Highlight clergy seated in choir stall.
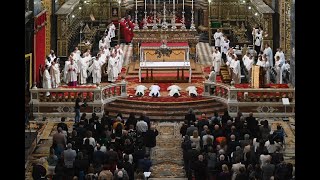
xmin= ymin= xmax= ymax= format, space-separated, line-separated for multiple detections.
xmin=167 ymin=84 xmax=182 ymax=97
xmin=135 ymin=85 xmax=148 ymax=97
xmin=149 ymin=84 xmax=161 ymax=97
xmin=186 ymin=86 xmax=198 ymax=97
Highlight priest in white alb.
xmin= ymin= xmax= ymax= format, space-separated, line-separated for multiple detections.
xmin=43 ymin=65 xmax=52 ymax=96
xmin=214 ymin=29 xmax=223 ymax=50
xmin=108 ymin=21 xmax=116 ymax=39
xmin=274 ymin=48 xmax=285 ymax=66
xmin=232 ymin=57 xmax=241 ymax=84
xmin=135 ymin=85 xmax=148 ymax=97
xmin=77 ymin=55 xmax=90 ymax=85
xmin=50 ymin=59 xmax=60 ymax=88
xmin=63 ymin=55 xmax=72 ymax=83
xmin=263 ymin=43 xmax=273 ymax=67
xmin=167 ymin=84 xmax=182 ymax=97
xmin=186 ymin=86 xmax=198 ymax=97
xmin=107 ymin=53 xmax=118 ymax=82
xmin=66 ymin=59 xmax=78 ymax=86
xmin=212 ymin=48 xmax=222 ymax=74
xmin=149 ymin=84 xmax=161 ymax=97
xmin=113 ymin=45 xmax=124 ymax=73
xmin=88 ymin=57 xmax=102 ymax=84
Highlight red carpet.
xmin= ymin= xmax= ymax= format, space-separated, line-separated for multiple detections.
xmin=126 ymin=95 xmax=206 ymax=102
xmin=125 ymin=77 xmax=204 ymax=84
xmin=141 ymin=72 xmax=190 ymax=78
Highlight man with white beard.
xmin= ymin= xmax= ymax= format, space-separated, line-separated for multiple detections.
xmin=66 ymin=59 xmax=78 ymax=86
xmin=108 ymin=22 xmax=116 ymax=39
xmin=77 ymin=54 xmax=90 ymax=85
xmin=50 ymin=58 xmax=61 ymax=88
xmin=186 ymin=86 xmax=198 ymax=97
xmin=263 ymin=43 xmax=273 ymax=67
xmin=214 ymin=29 xmax=223 ymax=51
xmin=107 ymin=53 xmax=118 ymax=82
xmin=167 ymin=84 xmax=182 ymax=97
xmin=135 ymin=85 xmax=148 ymax=97
xmin=43 ymin=65 xmax=52 ymax=96
xmin=149 ymin=84 xmax=161 ymax=97
xmin=212 ymin=48 xmax=222 ymax=74
xmin=88 ymin=57 xmax=102 ymax=84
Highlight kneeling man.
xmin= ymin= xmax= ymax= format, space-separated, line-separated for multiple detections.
xmin=135 ymin=85 xmax=148 ymax=97
xmin=186 ymin=86 xmax=198 ymax=97
xmin=149 ymin=84 xmax=161 ymax=97
xmin=167 ymin=84 xmax=181 ymax=97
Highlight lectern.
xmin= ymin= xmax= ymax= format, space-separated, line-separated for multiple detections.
xmin=251 ymin=65 xmax=264 ymax=88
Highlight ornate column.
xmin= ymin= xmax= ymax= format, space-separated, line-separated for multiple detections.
xmin=280 ymin=0 xmax=291 ymax=58
xmin=43 ymin=0 xmax=52 ymax=55
xmin=290 ymin=0 xmax=295 ymax=87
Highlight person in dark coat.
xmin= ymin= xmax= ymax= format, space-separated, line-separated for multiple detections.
xmin=144 ymin=125 xmax=158 ymax=156
xmin=193 ymin=154 xmax=207 ymax=180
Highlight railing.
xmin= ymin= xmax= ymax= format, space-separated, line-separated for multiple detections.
xmin=203 ymin=81 xmax=295 ymax=117
xmin=29 ymin=82 xmax=127 ymax=118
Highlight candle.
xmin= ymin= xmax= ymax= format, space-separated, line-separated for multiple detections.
xmin=192 ymin=0 xmax=193 ymax=10
xmin=136 ymin=0 xmax=138 ymax=10
xmin=173 ymin=0 xmax=175 ymax=9
xmin=183 ymin=0 xmax=184 ymax=11
xmin=145 ymin=0 xmax=146 ymax=10
xmin=169 ymin=0 xmax=170 ymax=4
xmin=154 ymin=0 xmax=156 ymax=10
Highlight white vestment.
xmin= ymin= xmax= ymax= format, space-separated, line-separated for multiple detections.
xmin=50 ymin=63 xmax=60 ymax=88
xmin=149 ymin=85 xmax=161 ymax=97
xmin=275 ymin=60 xmax=281 ymax=84
xmin=104 ymin=34 xmax=112 ymax=49
xmin=232 ymin=60 xmax=241 ymax=84
xmin=221 ymin=40 xmax=230 ymax=54
xmin=72 ymin=52 xmax=81 ymax=63
xmin=113 ymin=48 xmax=124 ymax=72
xmin=78 ymin=57 xmax=89 ymax=84
xmin=208 ymin=70 xmax=216 ymax=83
xmin=88 ymin=60 xmax=102 ymax=84
xmin=243 ymin=57 xmax=254 ymax=80
xmin=214 ymin=32 xmax=223 ymax=47
xmin=167 ymin=85 xmax=181 ymax=96
xmin=135 ymin=85 xmax=148 ymax=96
xmin=275 ymin=51 xmax=286 ymax=65
xmin=212 ymin=51 xmax=222 ymax=73
xmin=63 ymin=60 xmax=70 ymax=83
xmin=280 ymin=63 xmax=290 ymax=84
xmin=48 ymin=54 xmax=56 ymax=62
xmin=99 ymin=40 xmax=106 ymax=50
xmin=254 ymin=33 xmax=262 ymax=46
xmin=109 ymin=23 xmax=116 ymax=38
xmin=186 ymin=86 xmax=198 ymax=96
xmin=42 ymin=69 xmax=52 ymax=96
xmin=263 ymin=47 xmax=273 ymax=67
xmin=257 ymin=60 xmax=270 ymax=84
xmin=66 ymin=63 xmax=78 ymax=83
xmin=107 ymin=57 xmax=118 ymax=82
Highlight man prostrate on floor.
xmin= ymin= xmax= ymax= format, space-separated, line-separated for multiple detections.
xmin=186 ymin=85 xmax=198 ymax=97
xmin=149 ymin=84 xmax=161 ymax=97
xmin=167 ymin=84 xmax=182 ymax=97
xmin=135 ymin=85 xmax=148 ymax=97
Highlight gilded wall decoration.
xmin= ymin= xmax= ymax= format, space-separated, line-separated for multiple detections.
xmin=280 ymin=0 xmax=292 ymax=57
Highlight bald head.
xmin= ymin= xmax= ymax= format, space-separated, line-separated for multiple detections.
xmin=230 ymin=134 xmax=236 ymax=140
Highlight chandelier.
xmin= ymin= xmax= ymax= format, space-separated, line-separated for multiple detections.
xmin=155 ymin=40 xmax=172 ymax=59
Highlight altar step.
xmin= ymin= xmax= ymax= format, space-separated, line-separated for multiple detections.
xmin=104 ymin=98 xmax=228 ymax=121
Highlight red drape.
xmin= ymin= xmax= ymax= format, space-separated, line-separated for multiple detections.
xmin=34 ymin=10 xmax=47 ymax=85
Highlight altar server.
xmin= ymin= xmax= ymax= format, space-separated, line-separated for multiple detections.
xmin=77 ymin=55 xmax=90 ymax=85
xmin=214 ymin=29 xmax=223 ymax=50
xmin=212 ymin=48 xmax=222 ymax=74
xmin=274 ymin=48 xmax=285 ymax=66
xmin=263 ymin=43 xmax=273 ymax=67
xmin=108 ymin=21 xmax=116 ymax=38
xmin=167 ymin=84 xmax=182 ymax=97
xmin=50 ymin=58 xmax=60 ymax=88
xmin=43 ymin=65 xmax=52 ymax=96
xmin=149 ymin=84 xmax=161 ymax=97
xmin=135 ymin=85 xmax=148 ymax=97
xmin=107 ymin=53 xmax=118 ymax=82
xmin=88 ymin=57 xmax=102 ymax=84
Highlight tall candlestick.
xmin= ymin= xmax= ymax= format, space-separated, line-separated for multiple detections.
xmin=145 ymin=0 xmax=146 ymax=10
xmin=183 ymin=0 xmax=184 ymax=11
xmin=136 ymin=0 xmax=137 ymax=10
xmin=154 ymin=0 xmax=156 ymax=9
xmin=173 ymin=0 xmax=175 ymax=9
xmin=192 ymin=0 xmax=193 ymax=10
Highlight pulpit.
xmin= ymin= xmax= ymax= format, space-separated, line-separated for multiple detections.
xmin=251 ymin=65 xmax=265 ymax=88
